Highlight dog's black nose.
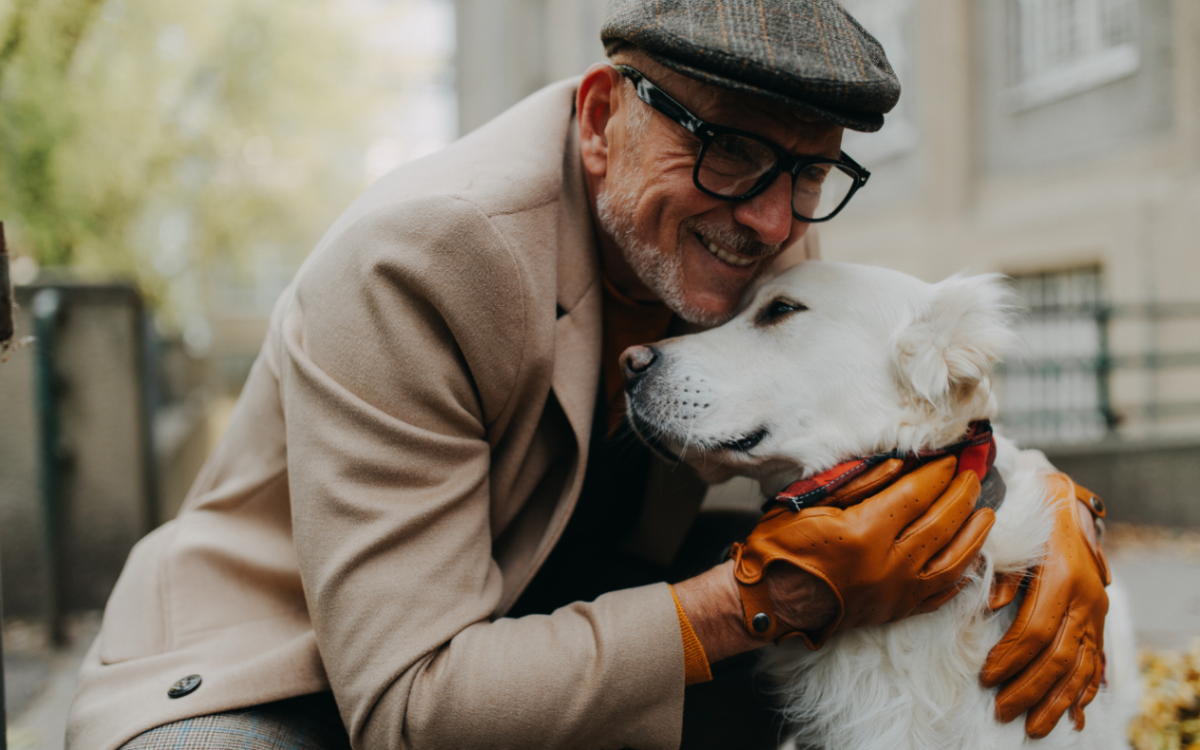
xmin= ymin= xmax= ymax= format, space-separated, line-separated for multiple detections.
xmin=620 ymin=345 xmax=659 ymax=384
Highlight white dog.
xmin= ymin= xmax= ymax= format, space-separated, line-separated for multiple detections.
xmin=624 ymin=261 xmax=1138 ymax=750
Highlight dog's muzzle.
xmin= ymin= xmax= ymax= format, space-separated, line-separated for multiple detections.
xmin=619 ymin=345 xmax=687 ymax=463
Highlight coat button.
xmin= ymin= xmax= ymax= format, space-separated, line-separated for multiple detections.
xmin=751 ymin=613 xmax=772 ymax=633
xmin=168 ymin=674 xmax=202 ymax=698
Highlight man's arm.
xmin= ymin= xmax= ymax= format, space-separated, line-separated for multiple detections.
xmin=283 ymin=199 xmax=686 ymax=750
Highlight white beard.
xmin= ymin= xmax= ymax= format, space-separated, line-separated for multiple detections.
xmin=594 ymin=177 xmax=720 ymax=325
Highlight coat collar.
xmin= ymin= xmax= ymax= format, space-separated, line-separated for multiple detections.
xmin=545 ymin=105 xmax=605 ymax=552
xmin=555 ymin=104 xmax=601 ymax=317
xmin=549 ymin=86 xmax=603 ymax=455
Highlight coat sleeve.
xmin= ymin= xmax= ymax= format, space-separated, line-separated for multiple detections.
xmin=280 ymin=196 xmax=686 ymax=750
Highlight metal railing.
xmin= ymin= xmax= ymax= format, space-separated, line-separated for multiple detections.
xmin=996 ymin=301 xmax=1200 ymax=445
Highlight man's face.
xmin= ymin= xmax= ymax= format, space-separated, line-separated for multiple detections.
xmin=594 ymin=62 xmax=844 ymax=326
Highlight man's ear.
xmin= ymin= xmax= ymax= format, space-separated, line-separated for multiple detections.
xmin=577 ymin=63 xmax=620 ymax=180
xmin=892 ymin=273 xmax=1021 ymax=407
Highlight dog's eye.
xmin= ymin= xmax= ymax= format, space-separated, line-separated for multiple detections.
xmin=757 ymin=298 xmax=808 ymax=324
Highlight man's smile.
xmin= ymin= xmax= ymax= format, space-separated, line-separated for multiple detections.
xmin=684 ymin=218 xmax=784 ymax=277
xmin=696 ymin=231 xmax=757 ymax=267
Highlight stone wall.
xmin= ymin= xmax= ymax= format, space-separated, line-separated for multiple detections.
xmin=0 ymin=285 xmax=152 ymax=618
xmin=1045 ymin=438 xmax=1200 ymax=527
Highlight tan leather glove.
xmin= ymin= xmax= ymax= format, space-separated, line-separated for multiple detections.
xmin=729 ymin=456 xmax=996 ymax=648
xmin=982 ymin=473 xmax=1111 ymax=739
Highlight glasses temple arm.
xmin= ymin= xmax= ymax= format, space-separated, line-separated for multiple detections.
xmin=614 ymin=64 xmax=706 ymax=135
xmin=839 ymin=151 xmax=871 ymax=182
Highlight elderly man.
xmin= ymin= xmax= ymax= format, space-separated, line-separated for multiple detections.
xmin=67 ymin=2 xmax=1111 ymax=749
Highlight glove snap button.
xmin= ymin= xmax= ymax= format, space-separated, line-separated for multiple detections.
xmin=1089 ymin=496 xmax=1105 ymax=515
xmin=751 ymin=613 xmax=772 ymax=633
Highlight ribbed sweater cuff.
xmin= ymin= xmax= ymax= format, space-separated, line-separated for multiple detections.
xmin=669 ymin=585 xmax=713 ymax=686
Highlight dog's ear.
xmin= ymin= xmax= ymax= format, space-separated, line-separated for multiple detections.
xmin=893 ymin=273 xmax=1021 ymax=407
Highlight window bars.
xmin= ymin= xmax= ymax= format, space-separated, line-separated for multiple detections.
xmin=995 ymin=267 xmax=1200 ymax=445
xmin=996 ymin=267 xmax=1111 ymax=445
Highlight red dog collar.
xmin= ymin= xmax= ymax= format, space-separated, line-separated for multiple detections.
xmin=766 ymin=421 xmax=998 ymax=513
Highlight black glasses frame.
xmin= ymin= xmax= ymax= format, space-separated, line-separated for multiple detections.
xmin=614 ymin=65 xmax=870 ymax=223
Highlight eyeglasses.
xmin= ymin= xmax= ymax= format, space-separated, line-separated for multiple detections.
xmin=615 ymin=65 xmax=870 ymax=223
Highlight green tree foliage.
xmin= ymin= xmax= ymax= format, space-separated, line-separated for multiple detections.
xmin=0 ymin=0 xmax=378 ymax=319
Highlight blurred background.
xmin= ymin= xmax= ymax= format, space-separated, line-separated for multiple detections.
xmin=1 ymin=1 xmax=1198 ymax=748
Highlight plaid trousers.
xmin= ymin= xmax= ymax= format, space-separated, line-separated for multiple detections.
xmin=120 ymin=693 xmax=350 ymax=750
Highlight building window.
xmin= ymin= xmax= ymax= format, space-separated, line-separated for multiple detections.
xmin=839 ymin=0 xmax=918 ymax=165
xmin=995 ymin=267 xmax=1111 ymax=445
xmin=1007 ymin=0 xmax=1140 ymax=111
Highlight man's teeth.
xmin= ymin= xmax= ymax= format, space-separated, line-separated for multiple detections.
xmin=702 ymin=237 xmax=755 ymax=267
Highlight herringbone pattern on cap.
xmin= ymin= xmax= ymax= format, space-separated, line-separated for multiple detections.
xmin=602 ymin=0 xmax=899 ymax=131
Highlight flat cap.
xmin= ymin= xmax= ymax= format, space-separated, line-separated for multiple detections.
xmin=602 ymin=0 xmax=899 ymax=132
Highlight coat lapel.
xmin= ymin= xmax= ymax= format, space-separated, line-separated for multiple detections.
xmin=486 ymin=84 xmax=606 ymax=615
xmin=544 ymin=113 xmax=603 ymax=552
xmin=552 ymin=115 xmax=602 ymax=441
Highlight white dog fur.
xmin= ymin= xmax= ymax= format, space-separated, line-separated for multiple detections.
xmin=625 ymin=261 xmax=1139 ymax=750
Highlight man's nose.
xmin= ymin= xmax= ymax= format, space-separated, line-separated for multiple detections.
xmin=620 ymin=345 xmax=660 ymax=385
xmin=732 ymin=172 xmax=794 ymax=246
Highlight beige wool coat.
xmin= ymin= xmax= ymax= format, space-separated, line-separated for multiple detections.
xmin=66 ymin=78 xmax=816 ymax=750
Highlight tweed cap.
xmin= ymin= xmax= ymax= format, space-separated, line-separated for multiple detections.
xmin=602 ymin=0 xmax=899 ymax=132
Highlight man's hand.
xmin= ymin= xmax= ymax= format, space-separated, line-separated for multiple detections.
xmin=673 ymin=559 xmax=838 ymax=664
xmin=765 ymin=564 xmax=841 ymax=635
xmin=982 ymin=473 xmax=1111 ymax=738
xmin=729 ymin=456 xmax=994 ymax=647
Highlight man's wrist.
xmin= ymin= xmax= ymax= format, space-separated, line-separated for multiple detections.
xmin=673 ymin=560 xmax=763 ymax=663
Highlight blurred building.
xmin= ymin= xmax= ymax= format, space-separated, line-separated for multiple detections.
xmin=455 ymin=0 xmax=1200 ymax=524
xmin=827 ymin=0 xmax=1200 ymax=450
xmin=458 ymin=0 xmax=1200 ymax=446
